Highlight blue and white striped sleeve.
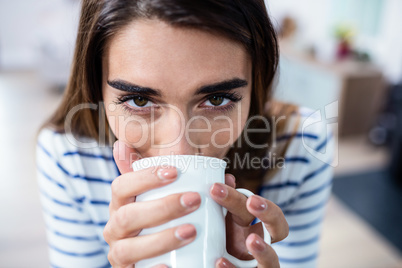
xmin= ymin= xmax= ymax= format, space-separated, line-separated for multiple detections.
xmin=36 ymin=129 xmax=110 ymax=268
xmin=260 ymin=114 xmax=335 ymax=267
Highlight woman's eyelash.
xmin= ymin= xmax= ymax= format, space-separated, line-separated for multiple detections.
xmin=208 ymin=92 xmax=243 ymax=102
xmin=114 ymin=95 xmax=152 ymax=105
xmin=113 ymin=92 xmax=243 ymax=114
xmin=115 ymin=92 xmax=243 ymax=104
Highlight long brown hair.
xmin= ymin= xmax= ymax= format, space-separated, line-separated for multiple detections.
xmin=43 ymin=0 xmax=299 ymax=187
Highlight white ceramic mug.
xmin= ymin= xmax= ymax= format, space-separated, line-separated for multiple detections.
xmin=132 ymin=155 xmax=271 ymax=268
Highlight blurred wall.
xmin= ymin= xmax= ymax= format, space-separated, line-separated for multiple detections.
xmin=266 ymin=0 xmax=402 ymax=84
xmin=0 ymin=0 xmax=79 ymax=84
xmin=267 ymin=0 xmax=332 ymax=49
xmin=1 ymin=0 xmax=401 ymax=84
xmin=375 ymin=0 xmax=402 ymax=84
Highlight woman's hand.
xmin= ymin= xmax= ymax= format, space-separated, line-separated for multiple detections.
xmin=211 ymin=174 xmax=289 ymax=268
xmin=103 ymin=141 xmax=201 ymax=268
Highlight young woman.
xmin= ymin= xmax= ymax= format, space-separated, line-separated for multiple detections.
xmin=36 ymin=0 xmax=334 ymax=267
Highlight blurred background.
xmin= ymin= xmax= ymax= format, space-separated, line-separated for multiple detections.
xmin=0 ymin=0 xmax=401 ymax=267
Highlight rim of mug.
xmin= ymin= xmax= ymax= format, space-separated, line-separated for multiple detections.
xmin=132 ymin=154 xmax=227 ymax=172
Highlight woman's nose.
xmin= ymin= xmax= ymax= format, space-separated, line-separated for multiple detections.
xmin=151 ymin=107 xmax=200 ymax=156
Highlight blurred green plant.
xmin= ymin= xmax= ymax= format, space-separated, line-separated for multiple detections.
xmin=334 ymin=24 xmax=356 ymax=41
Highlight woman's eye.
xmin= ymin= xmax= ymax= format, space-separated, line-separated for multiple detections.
xmin=205 ymin=96 xmax=230 ymax=107
xmin=126 ymin=96 xmax=154 ymax=108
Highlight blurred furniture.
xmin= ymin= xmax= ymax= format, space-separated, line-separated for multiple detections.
xmin=274 ymin=41 xmax=386 ymax=137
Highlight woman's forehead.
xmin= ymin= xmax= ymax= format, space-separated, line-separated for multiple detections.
xmin=104 ymin=19 xmax=252 ymax=95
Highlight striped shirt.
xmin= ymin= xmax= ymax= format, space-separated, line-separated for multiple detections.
xmin=36 ymin=107 xmax=334 ymax=268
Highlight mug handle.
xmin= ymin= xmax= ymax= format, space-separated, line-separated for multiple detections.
xmin=222 ymin=188 xmax=272 ymax=268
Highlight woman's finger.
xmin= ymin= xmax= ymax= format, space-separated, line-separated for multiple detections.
xmin=105 ymin=192 xmax=201 ymax=240
xmin=246 ymin=195 xmax=289 ymax=243
xmin=225 ymin=174 xmax=236 ymax=188
xmin=113 ymin=140 xmax=142 ymax=174
xmin=108 ymin=224 xmax=196 ymax=267
xmin=109 ymin=165 xmax=178 ymax=212
xmin=210 ymin=183 xmax=255 ymax=226
xmin=246 ymin=233 xmax=280 ymax=268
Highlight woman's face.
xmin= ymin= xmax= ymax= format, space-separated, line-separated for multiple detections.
xmin=102 ymin=20 xmax=252 ymax=159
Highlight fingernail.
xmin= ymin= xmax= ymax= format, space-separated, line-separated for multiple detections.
xmin=249 ymin=195 xmax=267 ymax=211
xmin=251 ymin=235 xmax=266 ymax=252
xmin=153 ymin=265 xmax=169 ymax=268
xmin=180 ymin=192 xmax=201 ymax=209
xmin=129 ymin=152 xmax=141 ymax=162
xmin=217 ymin=258 xmax=231 ymax=268
xmin=157 ymin=166 xmax=177 ymax=180
xmin=175 ymin=224 xmax=196 ymax=240
xmin=211 ymin=183 xmax=227 ymax=199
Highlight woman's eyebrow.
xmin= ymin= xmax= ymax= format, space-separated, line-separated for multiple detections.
xmin=195 ymin=78 xmax=248 ymax=95
xmin=107 ymin=78 xmax=248 ymax=96
xmin=107 ymin=80 xmax=162 ymax=97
